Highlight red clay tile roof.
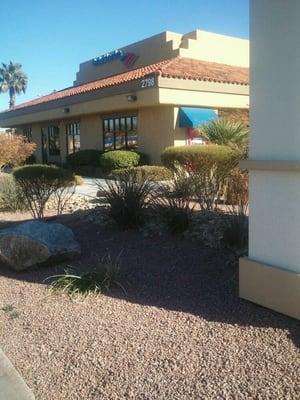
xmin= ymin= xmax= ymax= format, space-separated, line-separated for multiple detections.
xmin=3 ymin=57 xmax=249 ymax=113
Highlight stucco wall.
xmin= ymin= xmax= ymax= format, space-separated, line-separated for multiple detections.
xmin=248 ymin=0 xmax=300 ymax=274
xmin=138 ymin=106 xmax=176 ymax=164
xmin=218 ymin=108 xmax=249 ymax=125
xmin=80 ymin=114 xmax=103 ymax=151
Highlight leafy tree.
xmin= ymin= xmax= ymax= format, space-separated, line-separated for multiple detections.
xmin=199 ymin=118 xmax=248 ymax=147
xmin=0 ymin=61 xmax=28 ymax=108
xmin=0 ymin=134 xmax=36 ymax=169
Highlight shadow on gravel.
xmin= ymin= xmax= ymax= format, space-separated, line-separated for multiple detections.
xmin=0 ymin=209 xmax=299 ymax=349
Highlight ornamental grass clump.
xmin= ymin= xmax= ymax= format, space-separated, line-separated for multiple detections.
xmin=47 ymin=254 xmax=124 ymax=298
xmin=0 ymin=174 xmax=26 ymax=212
xmin=97 ymin=168 xmax=153 ymax=229
xmin=13 ymin=164 xmax=76 ymax=218
xmin=222 ymin=167 xmax=249 ymax=253
xmin=154 ymin=171 xmax=194 ymax=234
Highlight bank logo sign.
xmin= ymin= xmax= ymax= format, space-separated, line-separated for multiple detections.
xmin=93 ymin=50 xmax=139 ymax=67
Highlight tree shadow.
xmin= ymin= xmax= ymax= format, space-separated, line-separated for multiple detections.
xmin=0 ymin=209 xmax=299 ymax=349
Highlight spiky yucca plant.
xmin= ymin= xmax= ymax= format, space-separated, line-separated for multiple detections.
xmin=199 ymin=118 xmax=248 ymax=147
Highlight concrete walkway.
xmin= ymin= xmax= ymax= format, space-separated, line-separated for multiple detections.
xmin=74 ymin=177 xmax=106 ymax=197
xmin=0 ymin=349 xmax=34 ymax=399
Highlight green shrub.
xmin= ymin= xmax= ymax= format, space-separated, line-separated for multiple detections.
xmin=66 ymin=149 xmax=102 ymax=167
xmin=100 ymin=150 xmax=142 ymax=172
xmin=97 ymin=169 xmax=153 ymax=229
xmin=154 ymin=173 xmax=194 ymax=234
xmin=161 ymin=145 xmax=240 ymax=210
xmin=47 ymin=254 xmax=124 ymax=297
xmin=0 ymin=174 xmax=26 ymax=212
xmin=223 ymin=214 xmax=248 ymax=251
xmin=111 ymin=165 xmax=173 ymax=181
xmin=161 ymin=144 xmax=239 ymax=172
xmin=25 ymin=154 xmax=36 ymax=165
xmin=137 ymin=152 xmax=150 ymax=166
xmin=13 ymin=164 xmax=76 ymax=218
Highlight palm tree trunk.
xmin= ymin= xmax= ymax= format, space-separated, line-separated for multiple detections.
xmin=9 ymin=87 xmax=16 ymax=108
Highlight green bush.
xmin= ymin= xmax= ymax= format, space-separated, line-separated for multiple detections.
xmin=111 ymin=165 xmax=173 ymax=181
xmin=223 ymin=214 xmax=248 ymax=252
xmin=66 ymin=149 xmax=102 ymax=167
xmin=97 ymin=169 xmax=153 ymax=229
xmin=13 ymin=164 xmax=76 ymax=218
xmin=0 ymin=174 xmax=26 ymax=212
xmin=161 ymin=144 xmax=239 ymax=172
xmin=161 ymin=145 xmax=240 ymax=210
xmin=100 ymin=150 xmax=142 ymax=172
xmin=154 ymin=173 xmax=194 ymax=234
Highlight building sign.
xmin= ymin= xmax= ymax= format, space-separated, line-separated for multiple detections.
xmin=140 ymin=77 xmax=155 ymax=88
xmin=93 ymin=50 xmax=138 ymax=67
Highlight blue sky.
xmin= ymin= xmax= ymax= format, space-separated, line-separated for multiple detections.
xmin=0 ymin=0 xmax=249 ymax=111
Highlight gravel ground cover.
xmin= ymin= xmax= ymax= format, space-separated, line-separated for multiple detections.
xmin=0 ymin=210 xmax=299 ymax=399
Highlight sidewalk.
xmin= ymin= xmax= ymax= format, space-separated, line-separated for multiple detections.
xmin=0 ymin=349 xmax=34 ymax=399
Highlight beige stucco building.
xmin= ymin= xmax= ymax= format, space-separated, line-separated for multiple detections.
xmin=0 ymin=30 xmax=249 ymax=164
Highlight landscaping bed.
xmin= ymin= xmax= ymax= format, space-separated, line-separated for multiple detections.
xmin=0 ymin=210 xmax=299 ymax=399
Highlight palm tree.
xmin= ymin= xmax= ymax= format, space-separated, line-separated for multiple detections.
xmin=199 ymin=118 xmax=248 ymax=147
xmin=0 ymin=62 xmax=28 ymax=108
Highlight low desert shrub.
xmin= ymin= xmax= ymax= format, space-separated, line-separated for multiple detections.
xmin=97 ymin=169 xmax=153 ymax=229
xmin=161 ymin=145 xmax=240 ymax=210
xmin=161 ymin=144 xmax=239 ymax=173
xmin=222 ymin=214 xmax=248 ymax=251
xmin=226 ymin=168 xmax=249 ymax=213
xmin=0 ymin=174 xmax=26 ymax=212
xmin=111 ymin=165 xmax=173 ymax=181
xmin=13 ymin=164 xmax=76 ymax=218
xmin=223 ymin=167 xmax=249 ymax=252
xmin=0 ymin=134 xmax=36 ymax=169
xmin=100 ymin=150 xmax=142 ymax=172
xmin=154 ymin=173 xmax=194 ymax=234
xmin=47 ymin=254 xmax=124 ymax=297
xmin=66 ymin=149 xmax=102 ymax=167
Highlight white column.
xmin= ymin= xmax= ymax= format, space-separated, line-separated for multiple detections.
xmin=240 ymin=0 xmax=300 ymax=320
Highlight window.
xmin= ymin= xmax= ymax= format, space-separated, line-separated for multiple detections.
xmin=48 ymin=126 xmax=60 ymax=156
xmin=103 ymin=115 xmax=137 ymax=151
xmin=66 ymin=122 xmax=80 ymax=154
xmin=23 ymin=127 xmax=32 ymax=142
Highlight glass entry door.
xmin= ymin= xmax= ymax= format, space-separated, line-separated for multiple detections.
xmin=41 ymin=127 xmax=48 ymax=163
xmin=41 ymin=126 xmax=61 ymax=163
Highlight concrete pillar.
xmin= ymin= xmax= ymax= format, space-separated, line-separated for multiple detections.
xmin=240 ymin=0 xmax=300 ymax=319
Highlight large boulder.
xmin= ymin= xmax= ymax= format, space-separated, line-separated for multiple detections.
xmin=0 ymin=221 xmax=81 ymax=271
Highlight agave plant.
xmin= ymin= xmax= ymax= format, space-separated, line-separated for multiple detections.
xmin=97 ymin=168 xmax=153 ymax=229
xmin=199 ymin=118 xmax=248 ymax=147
